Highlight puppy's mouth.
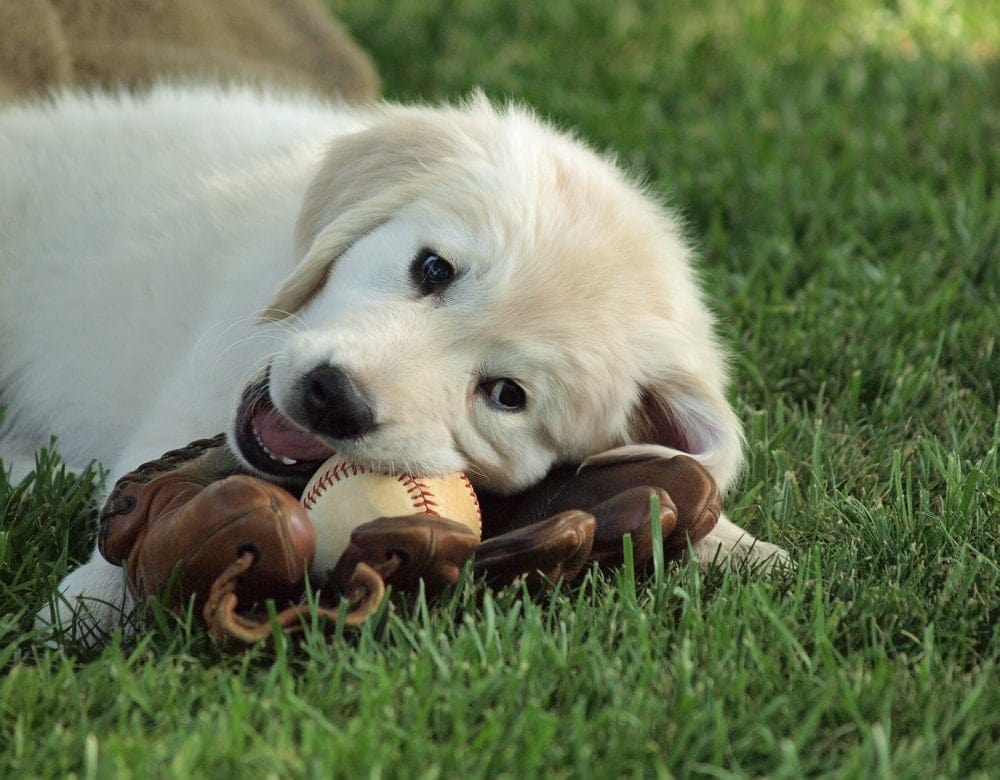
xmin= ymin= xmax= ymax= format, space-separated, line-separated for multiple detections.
xmin=234 ymin=375 xmax=335 ymax=478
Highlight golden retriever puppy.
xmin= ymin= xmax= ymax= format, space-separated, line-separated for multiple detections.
xmin=0 ymin=86 xmax=787 ymax=641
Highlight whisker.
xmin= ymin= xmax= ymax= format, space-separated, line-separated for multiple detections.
xmin=462 ymin=463 xmax=489 ymax=481
xmin=255 ymin=307 xmax=309 ymax=336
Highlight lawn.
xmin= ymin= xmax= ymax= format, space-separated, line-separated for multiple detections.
xmin=2 ymin=0 xmax=998 ymax=776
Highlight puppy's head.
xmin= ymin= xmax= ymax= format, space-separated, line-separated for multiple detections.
xmin=231 ymin=95 xmax=743 ymax=495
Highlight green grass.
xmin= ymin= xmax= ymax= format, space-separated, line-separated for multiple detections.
xmin=3 ymin=0 xmax=999 ymax=775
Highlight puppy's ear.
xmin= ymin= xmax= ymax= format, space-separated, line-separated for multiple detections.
xmin=263 ymin=108 xmax=465 ymax=321
xmin=261 ymin=185 xmax=419 ymax=320
xmin=627 ymin=378 xmax=744 ymax=492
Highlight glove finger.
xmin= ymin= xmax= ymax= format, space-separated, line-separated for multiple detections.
xmin=100 ymin=470 xmax=217 ymax=566
xmin=100 ymin=476 xmax=201 ymax=567
xmin=473 ymin=509 xmax=596 ymax=589
xmin=331 ymin=514 xmax=479 ymax=596
xmin=587 ymin=486 xmax=677 ymax=569
xmin=655 ymin=456 xmax=721 ymax=553
xmin=99 ymin=434 xmax=248 ymax=566
xmin=477 ymin=454 xmax=721 ymax=549
xmin=133 ymin=475 xmax=314 ymax=611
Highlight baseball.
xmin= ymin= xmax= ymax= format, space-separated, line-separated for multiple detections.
xmin=300 ymin=455 xmax=482 ymax=582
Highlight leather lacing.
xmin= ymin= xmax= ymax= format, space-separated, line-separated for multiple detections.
xmin=202 ymin=553 xmax=405 ymax=647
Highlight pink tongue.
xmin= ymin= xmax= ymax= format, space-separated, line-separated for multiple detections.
xmin=254 ymin=408 xmax=335 ymax=461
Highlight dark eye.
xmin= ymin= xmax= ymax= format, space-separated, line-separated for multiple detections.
xmin=481 ymin=379 xmax=527 ymax=411
xmin=412 ymin=249 xmax=456 ymax=294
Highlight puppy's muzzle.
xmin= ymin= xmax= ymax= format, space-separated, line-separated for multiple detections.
xmin=301 ymin=364 xmax=377 ymax=440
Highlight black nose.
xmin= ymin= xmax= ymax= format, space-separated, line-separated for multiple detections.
xmin=301 ymin=364 xmax=376 ymax=440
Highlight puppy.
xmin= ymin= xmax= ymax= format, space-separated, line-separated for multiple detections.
xmin=0 ymin=86 xmax=787 ymax=641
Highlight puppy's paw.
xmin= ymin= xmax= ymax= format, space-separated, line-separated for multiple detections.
xmin=691 ymin=513 xmax=792 ymax=574
xmin=738 ymin=537 xmax=793 ymax=572
xmin=35 ymin=555 xmax=133 ymax=648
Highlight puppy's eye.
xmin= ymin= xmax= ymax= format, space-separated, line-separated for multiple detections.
xmin=481 ymin=379 xmax=527 ymax=411
xmin=412 ymin=249 xmax=456 ymax=294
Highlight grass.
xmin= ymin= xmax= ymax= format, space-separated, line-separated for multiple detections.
xmin=2 ymin=0 xmax=999 ymax=775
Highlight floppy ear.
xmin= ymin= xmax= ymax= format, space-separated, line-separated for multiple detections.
xmin=261 ymin=183 xmax=423 ymax=320
xmin=262 ymin=105 xmax=471 ymax=321
xmin=626 ymin=376 xmax=745 ymax=492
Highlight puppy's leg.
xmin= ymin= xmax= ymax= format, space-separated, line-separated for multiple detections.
xmin=35 ymin=407 xmax=225 ymax=646
xmin=35 ymin=545 xmax=133 ymax=646
xmin=692 ymin=511 xmax=790 ymax=572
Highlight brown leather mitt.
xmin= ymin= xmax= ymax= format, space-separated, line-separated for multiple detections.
xmin=474 ymin=510 xmax=597 ymax=589
xmin=331 ymin=515 xmax=480 ymax=597
xmin=99 ymin=441 xmax=384 ymax=646
xmin=325 ymin=454 xmax=722 ymax=593
xmin=99 ymin=438 xmax=722 ymax=644
xmin=101 ymin=473 xmax=314 ymax=610
xmin=473 ymin=454 xmax=721 ymax=587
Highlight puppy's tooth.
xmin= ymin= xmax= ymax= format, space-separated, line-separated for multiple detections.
xmin=281 ymin=456 xmax=298 ymax=466
xmin=251 ymin=427 xmax=279 ymax=460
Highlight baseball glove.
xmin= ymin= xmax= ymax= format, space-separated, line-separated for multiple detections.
xmin=473 ymin=454 xmax=720 ymax=587
xmin=98 ymin=438 xmax=383 ymax=646
xmin=98 ymin=439 xmax=720 ymax=647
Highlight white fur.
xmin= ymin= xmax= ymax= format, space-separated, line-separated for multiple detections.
xmin=0 ymin=86 xmax=787 ymax=643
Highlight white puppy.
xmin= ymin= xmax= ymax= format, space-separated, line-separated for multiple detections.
xmin=0 ymin=86 xmax=787 ymax=641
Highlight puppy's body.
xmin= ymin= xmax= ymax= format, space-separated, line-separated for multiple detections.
xmin=0 ymin=86 xmax=786 ymax=640
xmin=1 ymin=89 xmax=355 ymax=472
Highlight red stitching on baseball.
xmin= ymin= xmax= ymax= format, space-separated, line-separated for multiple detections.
xmin=302 ymin=459 xmax=371 ymax=509
xmin=459 ymin=472 xmax=480 ymax=516
xmin=398 ymin=474 xmax=440 ymax=515
xmin=302 ymin=463 xmax=479 ymax=522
